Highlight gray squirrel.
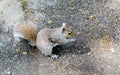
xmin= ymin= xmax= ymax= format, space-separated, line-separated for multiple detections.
xmin=14 ymin=23 xmax=76 ymax=59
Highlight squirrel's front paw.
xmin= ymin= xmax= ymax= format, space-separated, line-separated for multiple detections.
xmin=69 ymin=38 xmax=76 ymax=42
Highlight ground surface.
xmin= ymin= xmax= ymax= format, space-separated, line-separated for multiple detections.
xmin=0 ymin=0 xmax=120 ymax=75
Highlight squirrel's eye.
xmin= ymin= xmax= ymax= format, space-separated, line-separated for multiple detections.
xmin=68 ymin=32 xmax=72 ymax=35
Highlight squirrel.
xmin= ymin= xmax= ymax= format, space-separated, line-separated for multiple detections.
xmin=14 ymin=23 xmax=76 ymax=59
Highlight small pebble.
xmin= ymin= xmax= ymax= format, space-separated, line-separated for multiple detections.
xmin=87 ymin=16 xmax=94 ymax=21
xmin=22 ymin=51 xmax=27 ymax=55
xmin=77 ymin=32 xmax=80 ymax=35
xmin=94 ymin=74 xmax=97 ymax=75
xmin=48 ymin=20 xmax=53 ymax=24
xmin=4 ymin=69 xmax=12 ymax=75
xmin=87 ymin=52 xmax=91 ymax=55
xmin=111 ymin=48 xmax=115 ymax=53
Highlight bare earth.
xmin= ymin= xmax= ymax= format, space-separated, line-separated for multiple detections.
xmin=0 ymin=0 xmax=120 ymax=75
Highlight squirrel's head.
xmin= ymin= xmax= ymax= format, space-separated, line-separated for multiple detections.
xmin=61 ymin=23 xmax=75 ymax=39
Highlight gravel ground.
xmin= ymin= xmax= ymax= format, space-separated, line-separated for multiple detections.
xmin=0 ymin=0 xmax=120 ymax=75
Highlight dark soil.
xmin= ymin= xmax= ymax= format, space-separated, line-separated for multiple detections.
xmin=0 ymin=0 xmax=120 ymax=75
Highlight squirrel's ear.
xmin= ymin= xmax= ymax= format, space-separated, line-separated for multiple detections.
xmin=62 ymin=23 xmax=66 ymax=27
xmin=62 ymin=23 xmax=66 ymax=32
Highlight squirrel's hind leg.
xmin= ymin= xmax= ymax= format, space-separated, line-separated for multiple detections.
xmin=41 ymin=45 xmax=59 ymax=59
xmin=49 ymin=54 xmax=59 ymax=59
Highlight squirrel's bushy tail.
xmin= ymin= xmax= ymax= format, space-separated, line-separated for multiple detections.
xmin=14 ymin=24 xmax=37 ymax=46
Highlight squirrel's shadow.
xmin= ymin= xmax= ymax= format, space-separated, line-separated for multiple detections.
xmin=52 ymin=43 xmax=91 ymax=56
xmin=17 ymin=39 xmax=91 ymax=57
xmin=16 ymin=39 xmax=38 ymax=55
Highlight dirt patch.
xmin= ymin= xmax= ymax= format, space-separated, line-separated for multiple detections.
xmin=0 ymin=0 xmax=120 ymax=75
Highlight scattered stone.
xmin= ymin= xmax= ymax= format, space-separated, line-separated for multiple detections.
xmin=111 ymin=48 xmax=115 ymax=53
xmin=4 ymin=68 xmax=12 ymax=75
xmin=22 ymin=51 xmax=27 ymax=55
xmin=48 ymin=20 xmax=53 ymax=24
xmin=77 ymin=32 xmax=80 ymax=35
xmin=87 ymin=16 xmax=94 ymax=21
